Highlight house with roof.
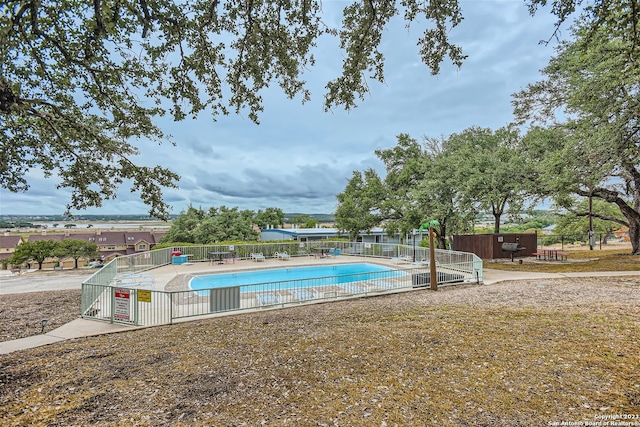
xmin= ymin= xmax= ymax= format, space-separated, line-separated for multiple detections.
xmin=122 ymin=231 xmax=161 ymax=254
xmin=0 ymin=235 xmax=23 ymax=263
xmin=27 ymin=234 xmax=66 ymax=243
xmin=73 ymin=230 xmax=165 ymax=258
xmin=4 ymin=230 xmax=166 ymax=269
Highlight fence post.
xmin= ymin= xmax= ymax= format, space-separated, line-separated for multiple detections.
xmin=110 ymin=287 xmax=115 ymax=324
xmin=169 ymin=292 xmax=174 ymax=325
xmin=133 ymin=291 xmax=139 ymax=326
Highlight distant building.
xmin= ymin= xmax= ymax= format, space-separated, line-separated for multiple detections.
xmin=614 ymin=226 xmax=630 ymax=241
xmin=260 ymin=226 xmax=421 ymax=245
xmin=64 ymin=230 xmax=166 ymax=258
xmin=27 ymin=234 xmax=65 ymax=243
xmin=4 ymin=230 xmax=166 ymax=268
xmin=0 ymin=235 xmax=23 ymax=262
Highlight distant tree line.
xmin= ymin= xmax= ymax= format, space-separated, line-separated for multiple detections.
xmin=0 ymin=214 xmax=178 ymax=222
xmin=0 ymin=221 xmax=35 ymax=228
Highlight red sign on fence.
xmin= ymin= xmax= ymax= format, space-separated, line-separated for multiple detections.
xmin=114 ymin=288 xmax=131 ymax=321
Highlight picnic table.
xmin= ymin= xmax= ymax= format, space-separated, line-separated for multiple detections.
xmin=314 ymin=247 xmax=331 ymax=258
xmin=532 ymin=248 xmax=569 ymax=261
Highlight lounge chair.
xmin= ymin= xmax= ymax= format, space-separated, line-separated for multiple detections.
xmin=412 ymin=259 xmax=438 ymax=266
xmin=274 ymin=251 xmax=290 ymax=260
xmin=117 ymin=273 xmax=155 ymax=288
xmin=392 ymin=256 xmax=412 ymax=264
xmin=370 ymin=280 xmax=397 ymax=290
xmin=292 ymin=289 xmax=314 ymax=301
xmin=339 ymin=283 xmax=365 ymax=294
xmin=250 ymin=253 xmax=266 ymax=262
xmin=257 ymin=292 xmax=278 ymax=306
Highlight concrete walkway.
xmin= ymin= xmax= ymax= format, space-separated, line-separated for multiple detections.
xmin=0 ymin=318 xmax=136 ymax=355
xmin=0 ymin=271 xmax=92 ymax=294
xmin=2 ymin=266 xmax=639 ymax=355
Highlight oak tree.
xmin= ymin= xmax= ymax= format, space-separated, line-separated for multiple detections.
xmin=56 ymin=239 xmax=99 ymax=269
xmin=514 ymin=12 xmax=640 ymax=252
xmin=9 ymin=239 xmax=58 ymax=270
xmin=160 ymin=205 xmax=258 ymax=243
xmin=335 ymin=169 xmax=386 ymax=241
xmin=443 ymin=126 xmax=534 ymax=233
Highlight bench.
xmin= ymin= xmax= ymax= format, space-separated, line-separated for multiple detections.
xmin=557 ymin=252 xmax=569 ymax=261
xmin=531 ymin=253 xmax=546 ymax=260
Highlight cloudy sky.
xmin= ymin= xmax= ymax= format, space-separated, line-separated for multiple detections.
xmin=1 ymin=1 xmax=570 ymax=217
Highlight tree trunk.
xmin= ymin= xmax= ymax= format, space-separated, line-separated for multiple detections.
xmin=588 ymin=188 xmax=640 ymax=255
xmin=492 ymin=199 xmax=508 ymax=234
xmin=437 ymin=223 xmax=447 ymax=249
xmin=493 ymin=214 xmax=501 ymax=234
xmin=629 ymin=221 xmax=640 ymax=254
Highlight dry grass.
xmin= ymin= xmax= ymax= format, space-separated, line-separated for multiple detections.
xmin=487 ymin=248 xmax=640 ymax=273
xmin=1 ymin=277 xmax=639 ymax=426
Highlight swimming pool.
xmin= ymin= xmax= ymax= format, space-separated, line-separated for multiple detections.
xmin=189 ymin=263 xmax=401 ymax=292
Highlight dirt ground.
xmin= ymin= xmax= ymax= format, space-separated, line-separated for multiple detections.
xmin=0 ymin=290 xmax=82 ymax=341
xmin=1 ymin=275 xmax=639 ymax=426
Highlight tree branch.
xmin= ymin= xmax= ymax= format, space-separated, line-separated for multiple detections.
xmin=577 ymin=187 xmax=640 ymax=225
xmin=139 ymin=0 xmax=153 ymax=38
xmin=571 ymin=210 xmax=628 ymax=227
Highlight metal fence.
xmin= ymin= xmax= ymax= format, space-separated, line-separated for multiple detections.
xmin=81 ymin=242 xmax=483 ymax=326
xmin=537 ymin=232 xmax=626 ymax=250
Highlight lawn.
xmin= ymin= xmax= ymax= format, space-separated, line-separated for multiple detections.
xmin=486 ymin=248 xmax=640 ymax=273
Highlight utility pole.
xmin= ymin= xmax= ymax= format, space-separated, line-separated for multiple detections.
xmin=412 ymin=229 xmax=417 ymax=262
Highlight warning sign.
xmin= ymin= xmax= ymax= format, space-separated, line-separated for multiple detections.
xmin=114 ymin=288 xmax=131 ymax=320
xmin=138 ymin=289 xmax=151 ymax=303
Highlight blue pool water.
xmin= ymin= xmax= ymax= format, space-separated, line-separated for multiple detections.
xmin=189 ymin=263 xmax=399 ymax=292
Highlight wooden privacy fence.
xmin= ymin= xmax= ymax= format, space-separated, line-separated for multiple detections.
xmin=451 ymin=233 xmax=537 ymax=259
